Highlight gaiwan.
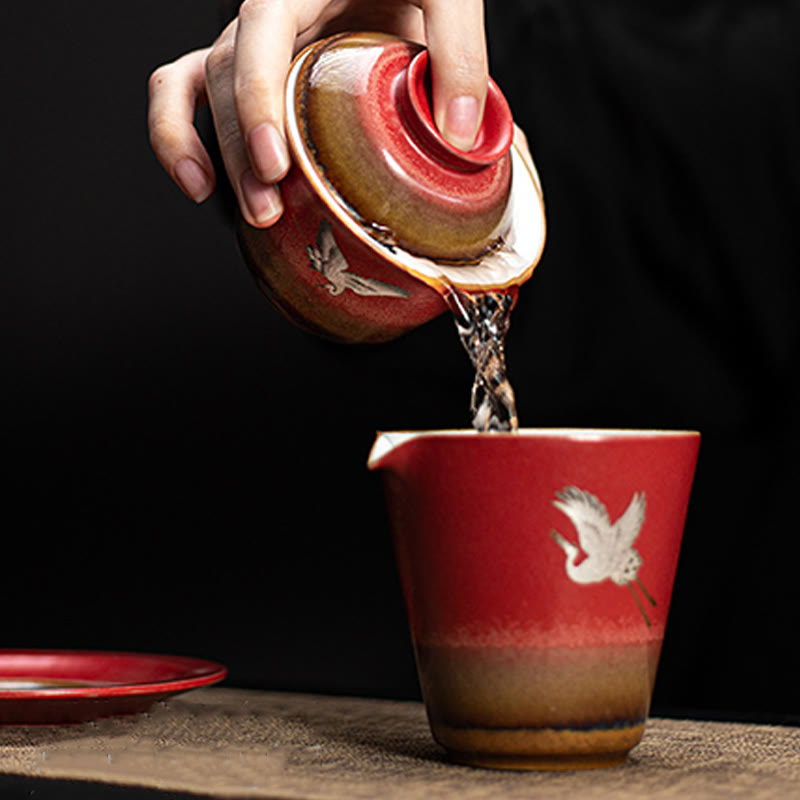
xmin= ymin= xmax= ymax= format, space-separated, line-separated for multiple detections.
xmin=237 ymin=31 xmax=546 ymax=344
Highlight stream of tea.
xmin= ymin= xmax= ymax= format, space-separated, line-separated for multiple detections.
xmin=445 ymin=288 xmax=519 ymax=433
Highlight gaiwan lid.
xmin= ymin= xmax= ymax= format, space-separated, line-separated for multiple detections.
xmin=285 ymin=32 xmax=546 ymax=292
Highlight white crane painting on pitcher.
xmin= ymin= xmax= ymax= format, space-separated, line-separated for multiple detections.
xmin=550 ymin=487 xmax=657 ymax=627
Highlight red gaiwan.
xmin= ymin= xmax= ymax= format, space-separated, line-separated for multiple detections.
xmin=238 ymin=32 xmax=546 ymax=343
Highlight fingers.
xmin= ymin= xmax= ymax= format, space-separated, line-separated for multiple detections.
xmin=205 ymin=20 xmax=283 ymax=227
xmin=422 ymin=0 xmax=488 ymax=152
xmin=151 ymin=0 xmax=490 ymax=221
xmin=148 ymin=49 xmax=217 ymax=203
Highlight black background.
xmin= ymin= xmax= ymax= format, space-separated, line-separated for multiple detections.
xmin=3 ymin=0 xmax=799 ymax=724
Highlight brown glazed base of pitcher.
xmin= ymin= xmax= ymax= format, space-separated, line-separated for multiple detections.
xmin=416 ymin=641 xmax=661 ymax=771
xmin=433 ymin=722 xmax=644 ymax=771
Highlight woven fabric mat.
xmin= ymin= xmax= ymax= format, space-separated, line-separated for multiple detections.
xmin=0 ymin=688 xmax=798 ymax=799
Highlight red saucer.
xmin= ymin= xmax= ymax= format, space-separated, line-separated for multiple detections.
xmin=0 ymin=650 xmax=227 ymax=725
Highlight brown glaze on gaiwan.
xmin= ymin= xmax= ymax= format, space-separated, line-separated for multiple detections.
xmin=238 ymin=32 xmax=546 ymax=343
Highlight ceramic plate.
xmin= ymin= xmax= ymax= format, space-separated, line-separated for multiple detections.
xmin=0 ymin=650 xmax=227 ymax=725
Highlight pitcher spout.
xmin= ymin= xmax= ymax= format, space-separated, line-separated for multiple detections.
xmin=367 ymin=431 xmax=424 ymax=472
xmin=367 ymin=429 xmax=481 ymax=473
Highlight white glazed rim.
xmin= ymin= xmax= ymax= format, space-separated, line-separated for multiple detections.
xmin=285 ymin=43 xmax=547 ymax=292
xmin=367 ymin=428 xmax=701 ymax=468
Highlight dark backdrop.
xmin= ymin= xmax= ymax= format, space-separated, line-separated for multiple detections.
xmin=3 ymin=0 xmax=798 ymax=723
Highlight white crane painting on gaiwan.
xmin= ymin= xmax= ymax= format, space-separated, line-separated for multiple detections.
xmin=550 ymin=487 xmax=657 ymax=627
xmin=306 ymin=220 xmax=411 ymax=298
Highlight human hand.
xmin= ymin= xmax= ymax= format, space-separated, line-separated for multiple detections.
xmin=148 ymin=0 xmax=489 ymax=228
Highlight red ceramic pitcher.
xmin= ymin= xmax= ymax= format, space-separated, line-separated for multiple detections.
xmin=369 ymin=428 xmax=700 ymax=770
xmin=238 ymin=32 xmax=546 ymax=343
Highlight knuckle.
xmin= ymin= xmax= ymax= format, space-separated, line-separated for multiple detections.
xmin=448 ymin=59 xmax=488 ymax=99
xmin=239 ymin=0 xmax=277 ymax=21
xmin=233 ymin=71 xmax=271 ymax=107
xmin=147 ymin=63 xmax=173 ymax=94
xmin=148 ymin=116 xmax=183 ymax=155
xmin=205 ymin=41 xmax=234 ymax=83
xmin=215 ymin=116 xmax=244 ymax=154
xmin=454 ymin=48 xmax=487 ymax=81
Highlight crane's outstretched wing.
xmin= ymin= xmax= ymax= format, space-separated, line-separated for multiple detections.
xmin=315 ymin=219 xmax=338 ymax=262
xmin=552 ymin=487 xmax=611 ymax=557
xmin=307 ymin=220 xmax=349 ymax=280
xmin=612 ymin=492 xmax=647 ymax=550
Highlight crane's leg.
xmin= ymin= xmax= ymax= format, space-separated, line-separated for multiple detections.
xmin=628 ymin=584 xmax=652 ymax=627
xmin=636 ymin=577 xmax=656 ymax=607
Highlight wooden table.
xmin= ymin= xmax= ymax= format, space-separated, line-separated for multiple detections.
xmin=0 ymin=688 xmax=798 ymax=798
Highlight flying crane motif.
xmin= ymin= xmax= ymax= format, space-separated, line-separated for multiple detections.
xmin=550 ymin=487 xmax=657 ymax=626
xmin=306 ymin=220 xmax=411 ymax=298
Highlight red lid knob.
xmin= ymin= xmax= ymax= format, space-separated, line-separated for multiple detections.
xmin=398 ymin=49 xmax=514 ymax=170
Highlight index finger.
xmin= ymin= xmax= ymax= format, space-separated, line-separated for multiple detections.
xmin=421 ymin=0 xmax=489 ymax=152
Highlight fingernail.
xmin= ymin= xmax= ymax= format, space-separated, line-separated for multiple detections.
xmin=247 ymin=122 xmax=291 ymax=182
xmin=443 ymin=95 xmax=480 ymax=152
xmin=241 ymin=169 xmax=283 ymax=225
xmin=174 ymin=158 xmax=213 ymax=203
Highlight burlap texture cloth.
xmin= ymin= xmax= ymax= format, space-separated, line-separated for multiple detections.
xmin=0 ymin=688 xmax=798 ymax=799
